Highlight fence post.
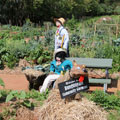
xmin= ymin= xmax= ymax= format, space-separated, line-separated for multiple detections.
xmin=94 ymin=23 xmax=96 ymax=36
xmin=116 ymin=24 xmax=119 ymax=38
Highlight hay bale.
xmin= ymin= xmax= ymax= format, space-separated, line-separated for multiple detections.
xmin=19 ymin=59 xmax=31 ymax=68
xmin=23 ymin=69 xmax=46 ymax=90
xmin=16 ymin=106 xmax=36 ymax=120
xmin=55 ymin=71 xmax=70 ymax=89
xmin=37 ymin=90 xmax=107 ymax=120
xmin=23 ymin=69 xmax=45 ymax=82
xmin=23 ymin=69 xmax=45 ymax=79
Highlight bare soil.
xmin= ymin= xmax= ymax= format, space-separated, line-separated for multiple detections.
xmin=0 ymin=67 xmax=29 ymax=91
xmin=0 ymin=67 xmax=120 ymax=92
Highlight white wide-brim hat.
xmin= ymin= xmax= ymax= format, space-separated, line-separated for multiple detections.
xmin=54 ymin=48 xmax=67 ymax=58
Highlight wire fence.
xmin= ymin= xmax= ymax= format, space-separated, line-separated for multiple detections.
xmin=69 ymin=22 xmax=120 ymax=48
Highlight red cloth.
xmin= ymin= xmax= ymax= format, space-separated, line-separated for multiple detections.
xmin=79 ymin=75 xmax=85 ymax=82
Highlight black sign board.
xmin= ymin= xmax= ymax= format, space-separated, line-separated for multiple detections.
xmin=58 ymin=77 xmax=89 ymax=99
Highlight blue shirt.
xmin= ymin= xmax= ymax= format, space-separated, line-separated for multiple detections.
xmin=50 ymin=59 xmax=73 ymax=75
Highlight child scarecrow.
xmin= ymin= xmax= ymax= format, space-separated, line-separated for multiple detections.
xmin=40 ymin=48 xmax=73 ymax=93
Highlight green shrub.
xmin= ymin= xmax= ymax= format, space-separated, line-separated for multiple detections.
xmin=28 ymin=44 xmax=52 ymax=64
xmin=5 ymin=54 xmax=18 ymax=69
xmin=44 ymin=29 xmax=55 ymax=50
xmin=114 ymin=6 xmax=120 ymax=15
xmin=91 ymin=90 xmax=120 ymax=110
xmin=108 ymin=110 xmax=120 ymax=120
xmin=66 ymin=15 xmax=78 ymax=30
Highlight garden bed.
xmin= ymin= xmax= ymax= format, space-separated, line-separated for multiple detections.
xmin=0 ymin=67 xmax=120 ymax=120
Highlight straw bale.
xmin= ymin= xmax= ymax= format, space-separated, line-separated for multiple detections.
xmin=55 ymin=71 xmax=70 ymax=89
xmin=16 ymin=106 xmax=35 ymax=120
xmin=19 ymin=59 xmax=31 ymax=68
xmin=23 ymin=69 xmax=45 ymax=77
xmin=23 ymin=69 xmax=46 ymax=90
xmin=23 ymin=69 xmax=46 ymax=82
xmin=37 ymin=89 xmax=107 ymax=120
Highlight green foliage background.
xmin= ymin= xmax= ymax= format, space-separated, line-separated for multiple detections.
xmin=0 ymin=0 xmax=120 ymax=25
xmin=0 ymin=21 xmax=53 ymax=68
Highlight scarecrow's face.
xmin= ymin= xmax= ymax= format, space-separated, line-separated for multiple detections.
xmin=56 ymin=21 xmax=61 ymax=27
xmin=55 ymin=51 xmax=66 ymax=61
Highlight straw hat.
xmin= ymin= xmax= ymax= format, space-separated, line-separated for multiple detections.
xmin=54 ymin=18 xmax=66 ymax=25
xmin=54 ymin=48 xmax=67 ymax=58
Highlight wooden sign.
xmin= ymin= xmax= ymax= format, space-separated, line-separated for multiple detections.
xmin=58 ymin=77 xmax=89 ymax=99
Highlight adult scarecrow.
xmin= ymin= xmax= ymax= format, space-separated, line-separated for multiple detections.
xmin=54 ymin=18 xmax=69 ymax=57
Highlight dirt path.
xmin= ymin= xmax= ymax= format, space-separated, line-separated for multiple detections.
xmin=0 ymin=73 xmax=29 ymax=91
xmin=0 ymin=67 xmax=29 ymax=91
xmin=0 ymin=67 xmax=119 ymax=93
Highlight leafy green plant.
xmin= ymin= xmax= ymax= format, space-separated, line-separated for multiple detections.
xmin=114 ymin=6 xmax=120 ymax=15
xmin=37 ymin=50 xmax=52 ymax=64
xmin=28 ymin=43 xmax=52 ymax=64
xmin=1 ymin=107 xmax=16 ymax=120
xmin=116 ymin=91 xmax=120 ymax=98
xmin=91 ymin=90 xmax=120 ymax=110
xmin=29 ymin=45 xmax=43 ymax=61
xmin=5 ymin=54 xmax=18 ymax=69
xmin=0 ymin=27 xmax=53 ymax=68
xmin=0 ymin=30 xmax=10 ymax=39
xmin=66 ymin=15 xmax=78 ymax=30
xmin=70 ymin=34 xmax=81 ymax=46
xmin=70 ymin=46 xmax=95 ymax=58
xmin=4 ymin=89 xmax=49 ymax=108
xmin=0 ymin=78 xmax=5 ymax=88
xmin=0 ymin=47 xmax=7 ymax=69
xmin=5 ymin=90 xmax=33 ymax=108
xmin=108 ymin=110 xmax=120 ymax=120
xmin=81 ymin=90 xmax=120 ymax=119
xmin=0 ymin=90 xmax=9 ymax=99
xmin=1 ymin=25 xmax=12 ymax=30
xmin=44 ymin=29 xmax=55 ymax=50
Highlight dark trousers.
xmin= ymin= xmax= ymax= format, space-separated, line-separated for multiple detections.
xmin=66 ymin=48 xmax=69 ymax=57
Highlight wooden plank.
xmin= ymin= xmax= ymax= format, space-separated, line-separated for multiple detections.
xmin=67 ymin=58 xmax=112 ymax=69
xmin=89 ymin=78 xmax=111 ymax=84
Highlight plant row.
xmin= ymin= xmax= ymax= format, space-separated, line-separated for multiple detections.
xmin=0 ymin=16 xmax=120 ymax=72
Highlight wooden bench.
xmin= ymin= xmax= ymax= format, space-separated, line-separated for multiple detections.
xmin=67 ymin=57 xmax=113 ymax=92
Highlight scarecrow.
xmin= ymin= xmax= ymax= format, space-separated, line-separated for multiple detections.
xmin=54 ymin=18 xmax=69 ymax=57
xmin=40 ymin=48 xmax=73 ymax=93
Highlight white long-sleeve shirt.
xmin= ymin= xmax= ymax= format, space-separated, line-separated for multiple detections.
xmin=55 ymin=26 xmax=69 ymax=51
